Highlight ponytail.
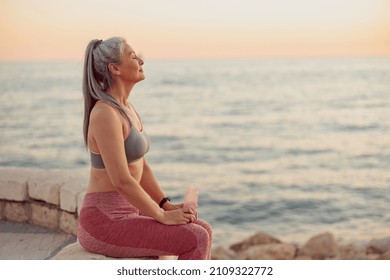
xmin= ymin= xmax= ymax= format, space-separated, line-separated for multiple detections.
xmin=82 ymin=37 xmax=131 ymax=148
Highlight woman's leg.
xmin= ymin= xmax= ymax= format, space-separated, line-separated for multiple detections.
xmin=78 ymin=206 xmax=211 ymax=260
xmin=192 ymin=219 xmax=213 ymax=259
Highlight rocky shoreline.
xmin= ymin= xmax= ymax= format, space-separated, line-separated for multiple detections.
xmin=211 ymin=231 xmax=390 ymax=260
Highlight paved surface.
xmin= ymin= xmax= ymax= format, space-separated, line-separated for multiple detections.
xmin=0 ymin=220 xmax=76 ymax=260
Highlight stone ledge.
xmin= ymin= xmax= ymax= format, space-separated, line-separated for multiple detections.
xmin=0 ymin=167 xmax=86 ymax=235
xmin=60 ymin=177 xmax=88 ymax=212
xmin=52 ymin=241 xmax=177 ymax=260
xmin=28 ymin=169 xmax=72 ymax=206
xmin=31 ymin=202 xmax=60 ymax=230
xmin=77 ymin=191 xmax=86 ymax=216
xmin=4 ymin=201 xmax=31 ymax=223
xmin=0 ymin=167 xmax=178 ymax=260
xmin=0 ymin=167 xmax=39 ymax=201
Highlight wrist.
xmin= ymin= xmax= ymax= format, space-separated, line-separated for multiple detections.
xmin=162 ymin=200 xmax=174 ymax=211
xmin=159 ymin=196 xmax=171 ymax=208
xmin=155 ymin=208 xmax=166 ymax=223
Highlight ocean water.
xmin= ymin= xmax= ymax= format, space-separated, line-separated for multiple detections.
xmin=0 ymin=57 xmax=389 ymax=246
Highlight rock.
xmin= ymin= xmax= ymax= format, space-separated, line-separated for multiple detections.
xmin=367 ymin=237 xmax=390 ymax=254
xmin=333 ymin=244 xmax=367 ymax=260
xmin=380 ymin=250 xmax=390 ymax=260
xmin=211 ymin=246 xmax=237 ymax=260
xmin=239 ymin=243 xmax=296 ymax=260
xmin=293 ymin=255 xmax=312 ymax=260
xmin=230 ymin=231 xmax=281 ymax=253
xmin=298 ymin=232 xmax=338 ymax=259
xmin=365 ymin=254 xmax=381 ymax=260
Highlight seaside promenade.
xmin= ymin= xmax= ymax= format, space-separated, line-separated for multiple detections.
xmin=0 ymin=220 xmax=76 ymax=260
xmin=0 ymin=167 xmax=82 ymax=260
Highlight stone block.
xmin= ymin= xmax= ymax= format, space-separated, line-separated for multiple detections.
xmin=77 ymin=191 xmax=86 ymax=215
xmin=4 ymin=201 xmax=30 ymax=223
xmin=0 ymin=167 xmax=37 ymax=201
xmin=31 ymin=203 xmax=59 ymax=230
xmin=0 ymin=200 xmax=4 ymax=219
xmin=28 ymin=169 xmax=71 ymax=206
xmin=60 ymin=177 xmax=87 ymax=213
xmin=51 ymin=241 xmax=156 ymax=260
xmin=59 ymin=211 xmax=78 ymax=235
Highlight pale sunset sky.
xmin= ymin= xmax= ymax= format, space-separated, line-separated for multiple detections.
xmin=1 ymin=0 xmax=389 ymax=61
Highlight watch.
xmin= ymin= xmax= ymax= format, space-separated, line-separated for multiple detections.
xmin=159 ymin=197 xmax=171 ymax=208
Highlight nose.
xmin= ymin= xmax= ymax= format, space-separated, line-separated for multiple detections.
xmin=137 ymin=56 xmax=144 ymax=65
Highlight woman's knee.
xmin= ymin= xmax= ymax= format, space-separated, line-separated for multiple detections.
xmin=192 ymin=224 xmax=211 ymax=251
xmin=183 ymin=225 xmax=210 ymax=260
xmin=194 ymin=219 xmax=212 ymax=240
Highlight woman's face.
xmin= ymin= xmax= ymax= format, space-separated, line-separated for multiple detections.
xmin=117 ymin=44 xmax=145 ymax=84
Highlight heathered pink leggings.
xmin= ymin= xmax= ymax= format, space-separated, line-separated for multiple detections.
xmin=77 ymin=191 xmax=212 ymax=260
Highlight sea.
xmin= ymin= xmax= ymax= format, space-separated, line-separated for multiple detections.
xmin=0 ymin=57 xmax=389 ymax=246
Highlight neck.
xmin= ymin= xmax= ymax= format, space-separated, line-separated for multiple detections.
xmin=107 ymin=81 xmax=136 ymax=106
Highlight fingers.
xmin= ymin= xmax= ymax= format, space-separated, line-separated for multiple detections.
xmin=182 ymin=212 xmax=196 ymax=223
xmin=182 ymin=208 xmax=197 ymax=222
xmin=182 ymin=207 xmax=194 ymax=214
xmin=175 ymin=209 xmax=195 ymax=224
xmin=162 ymin=209 xmax=196 ymax=225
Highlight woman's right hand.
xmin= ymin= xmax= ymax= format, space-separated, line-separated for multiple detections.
xmin=158 ymin=208 xmax=196 ymax=225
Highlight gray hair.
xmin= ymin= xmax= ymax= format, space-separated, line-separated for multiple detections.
xmin=82 ymin=37 xmax=131 ymax=147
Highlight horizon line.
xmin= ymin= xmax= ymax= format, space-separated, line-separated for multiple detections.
xmin=1 ymin=53 xmax=390 ymax=63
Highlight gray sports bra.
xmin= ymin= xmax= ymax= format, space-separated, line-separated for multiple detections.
xmin=90 ymin=107 xmax=150 ymax=169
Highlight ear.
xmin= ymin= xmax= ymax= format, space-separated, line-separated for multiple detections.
xmin=108 ymin=63 xmax=121 ymax=76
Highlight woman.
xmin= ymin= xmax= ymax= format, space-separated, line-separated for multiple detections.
xmin=77 ymin=37 xmax=212 ymax=260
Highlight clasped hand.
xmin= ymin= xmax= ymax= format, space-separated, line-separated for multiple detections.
xmin=159 ymin=203 xmax=197 ymax=225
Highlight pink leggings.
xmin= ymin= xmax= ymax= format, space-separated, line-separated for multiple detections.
xmin=77 ymin=191 xmax=212 ymax=260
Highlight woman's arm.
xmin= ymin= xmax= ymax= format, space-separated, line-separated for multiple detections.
xmin=90 ymin=104 xmax=192 ymax=224
xmin=140 ymin=159 xmax=182 ymax=211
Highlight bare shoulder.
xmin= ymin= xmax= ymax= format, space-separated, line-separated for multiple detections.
xmin=90 ymin=101 xmax=121 ymax=125
xmin=89 ymin=102 xmax=125 ymax=141
xmin=88 ymin=102 xmax=127 ymax=153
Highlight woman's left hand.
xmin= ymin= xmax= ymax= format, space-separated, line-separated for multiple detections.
xmin=163 ymin=202 xmax=183 ymax=211
xmin=163 ymin=202 xmax=198 ymax=221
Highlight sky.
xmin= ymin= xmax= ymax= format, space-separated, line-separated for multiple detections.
xmin=0 ymin=0 xmax=389 ymax=61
